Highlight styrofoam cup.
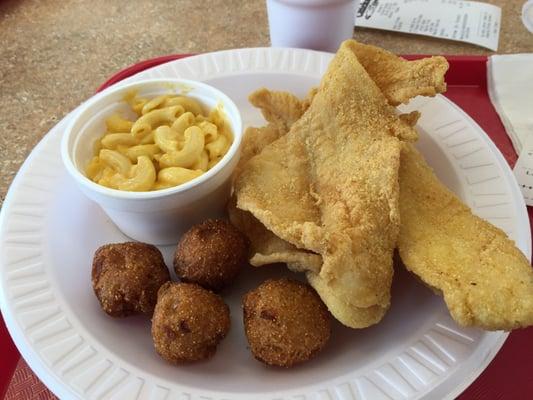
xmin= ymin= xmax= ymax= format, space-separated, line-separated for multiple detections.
xmin=61 ymin=78 xmax=243 ymax=245
xmin=267 ymin=0 xmax=359 ymax=52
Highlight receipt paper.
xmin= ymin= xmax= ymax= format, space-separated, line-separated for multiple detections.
xmin=355 ymin=0 xmax=501 ymax=51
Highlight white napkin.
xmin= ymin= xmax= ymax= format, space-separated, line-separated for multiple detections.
xmin=489 ymin=54 xmax=533 ymax=205
xmin=488 ymin=54 xmax=533 ymax=154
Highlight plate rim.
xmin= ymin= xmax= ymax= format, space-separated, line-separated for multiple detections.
xmin=0 ymin=46 xmax=529 ymax=400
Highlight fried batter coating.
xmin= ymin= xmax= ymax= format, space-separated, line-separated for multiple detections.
xmin=228 ymin=198 xmax=323 ymax=274
xmin=233 ymin=41 xmax=533 ymax=332
xmin=236 ymin=41 xmax=438 ymax=180
xmin=151 ymin=282 xmax=230 ymax=363
xmin=398 ymin=143 xmax=533 ymax=330
xmin=234 ymin=40 xmax=409 ymax=328
xmin=235 ymin=88 xmax=318 ymax=180
xmin=238 ymin=86 xmax=533 ymax=330
xmin=243 ymin=279 xmax=331 ymax=367
xmin=173 ymin=219 xmax=248 ymax=291
xmin=91 ymin=242 xmax=170 ymax=317
xmin=230 ymin=40 xmax=448 ymax=329
xmin=348 ymin=41 xmax=448 ymax=105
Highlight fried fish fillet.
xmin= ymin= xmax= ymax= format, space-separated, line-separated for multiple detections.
xmin=232 ymin=63 xmax=533 ymax=331
xmin=234 ymin=93 xmax=533 ymax=330
xmin=398 ymin=143 xmax=533 ymax=330
xmin=235 ymin=40 xmax=417 ymax=328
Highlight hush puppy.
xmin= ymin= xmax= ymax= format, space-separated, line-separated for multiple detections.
xmin=243 ymin=278 xmax=331 ymax=367
xmin=151 ymin=282 xmax=230 ymax=363
xmin=91 ymin=242 xmax=170 ymax=317
xmin=173 ymin=219 xmax=248 ymax=291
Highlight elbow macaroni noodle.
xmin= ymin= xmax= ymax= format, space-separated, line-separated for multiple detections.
xmin=86 ymin=93 xmax=233 ymax=191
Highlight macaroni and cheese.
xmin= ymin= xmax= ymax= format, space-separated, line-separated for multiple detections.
xmin=86 ymin=93 xmax=233 ymax=191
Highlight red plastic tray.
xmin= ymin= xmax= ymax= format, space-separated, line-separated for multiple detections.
xmin=2 ymin=53 xmax=532 ymax=400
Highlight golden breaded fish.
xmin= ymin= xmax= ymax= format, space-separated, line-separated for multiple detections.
xmin=234 ymin=40 xmax=417 ymax=328
xmin=234 ymin=96 xmax=533 ymax=330
xmin=397 ymin=143 xmax=533 ymax=330
xmin=232 ymin=60 xmax=533 ymax=331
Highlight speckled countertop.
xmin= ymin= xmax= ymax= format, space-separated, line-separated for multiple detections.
xmin=0 ymin=0 xmax=532 ymax=206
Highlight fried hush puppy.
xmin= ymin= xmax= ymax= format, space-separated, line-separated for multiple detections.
xmin=91 ymin=242 xmax=170 ymax=317
xmin=243 ymin=278 xmax=331 ymax=367
xmin=152 ymin=282 xmax=230 ymax=363
xmin=174 ymin=219 xmax=248 ymax=291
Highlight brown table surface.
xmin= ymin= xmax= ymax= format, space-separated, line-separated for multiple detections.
xmin=1 ymin=0 xmax=532 ymax=206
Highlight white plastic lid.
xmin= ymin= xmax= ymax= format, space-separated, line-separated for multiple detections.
xmin=523 ymin=0 xmax=533 ymax=33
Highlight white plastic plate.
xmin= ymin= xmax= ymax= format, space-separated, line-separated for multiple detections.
xmin=0 ymin=47 xmax=530 ymax=400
